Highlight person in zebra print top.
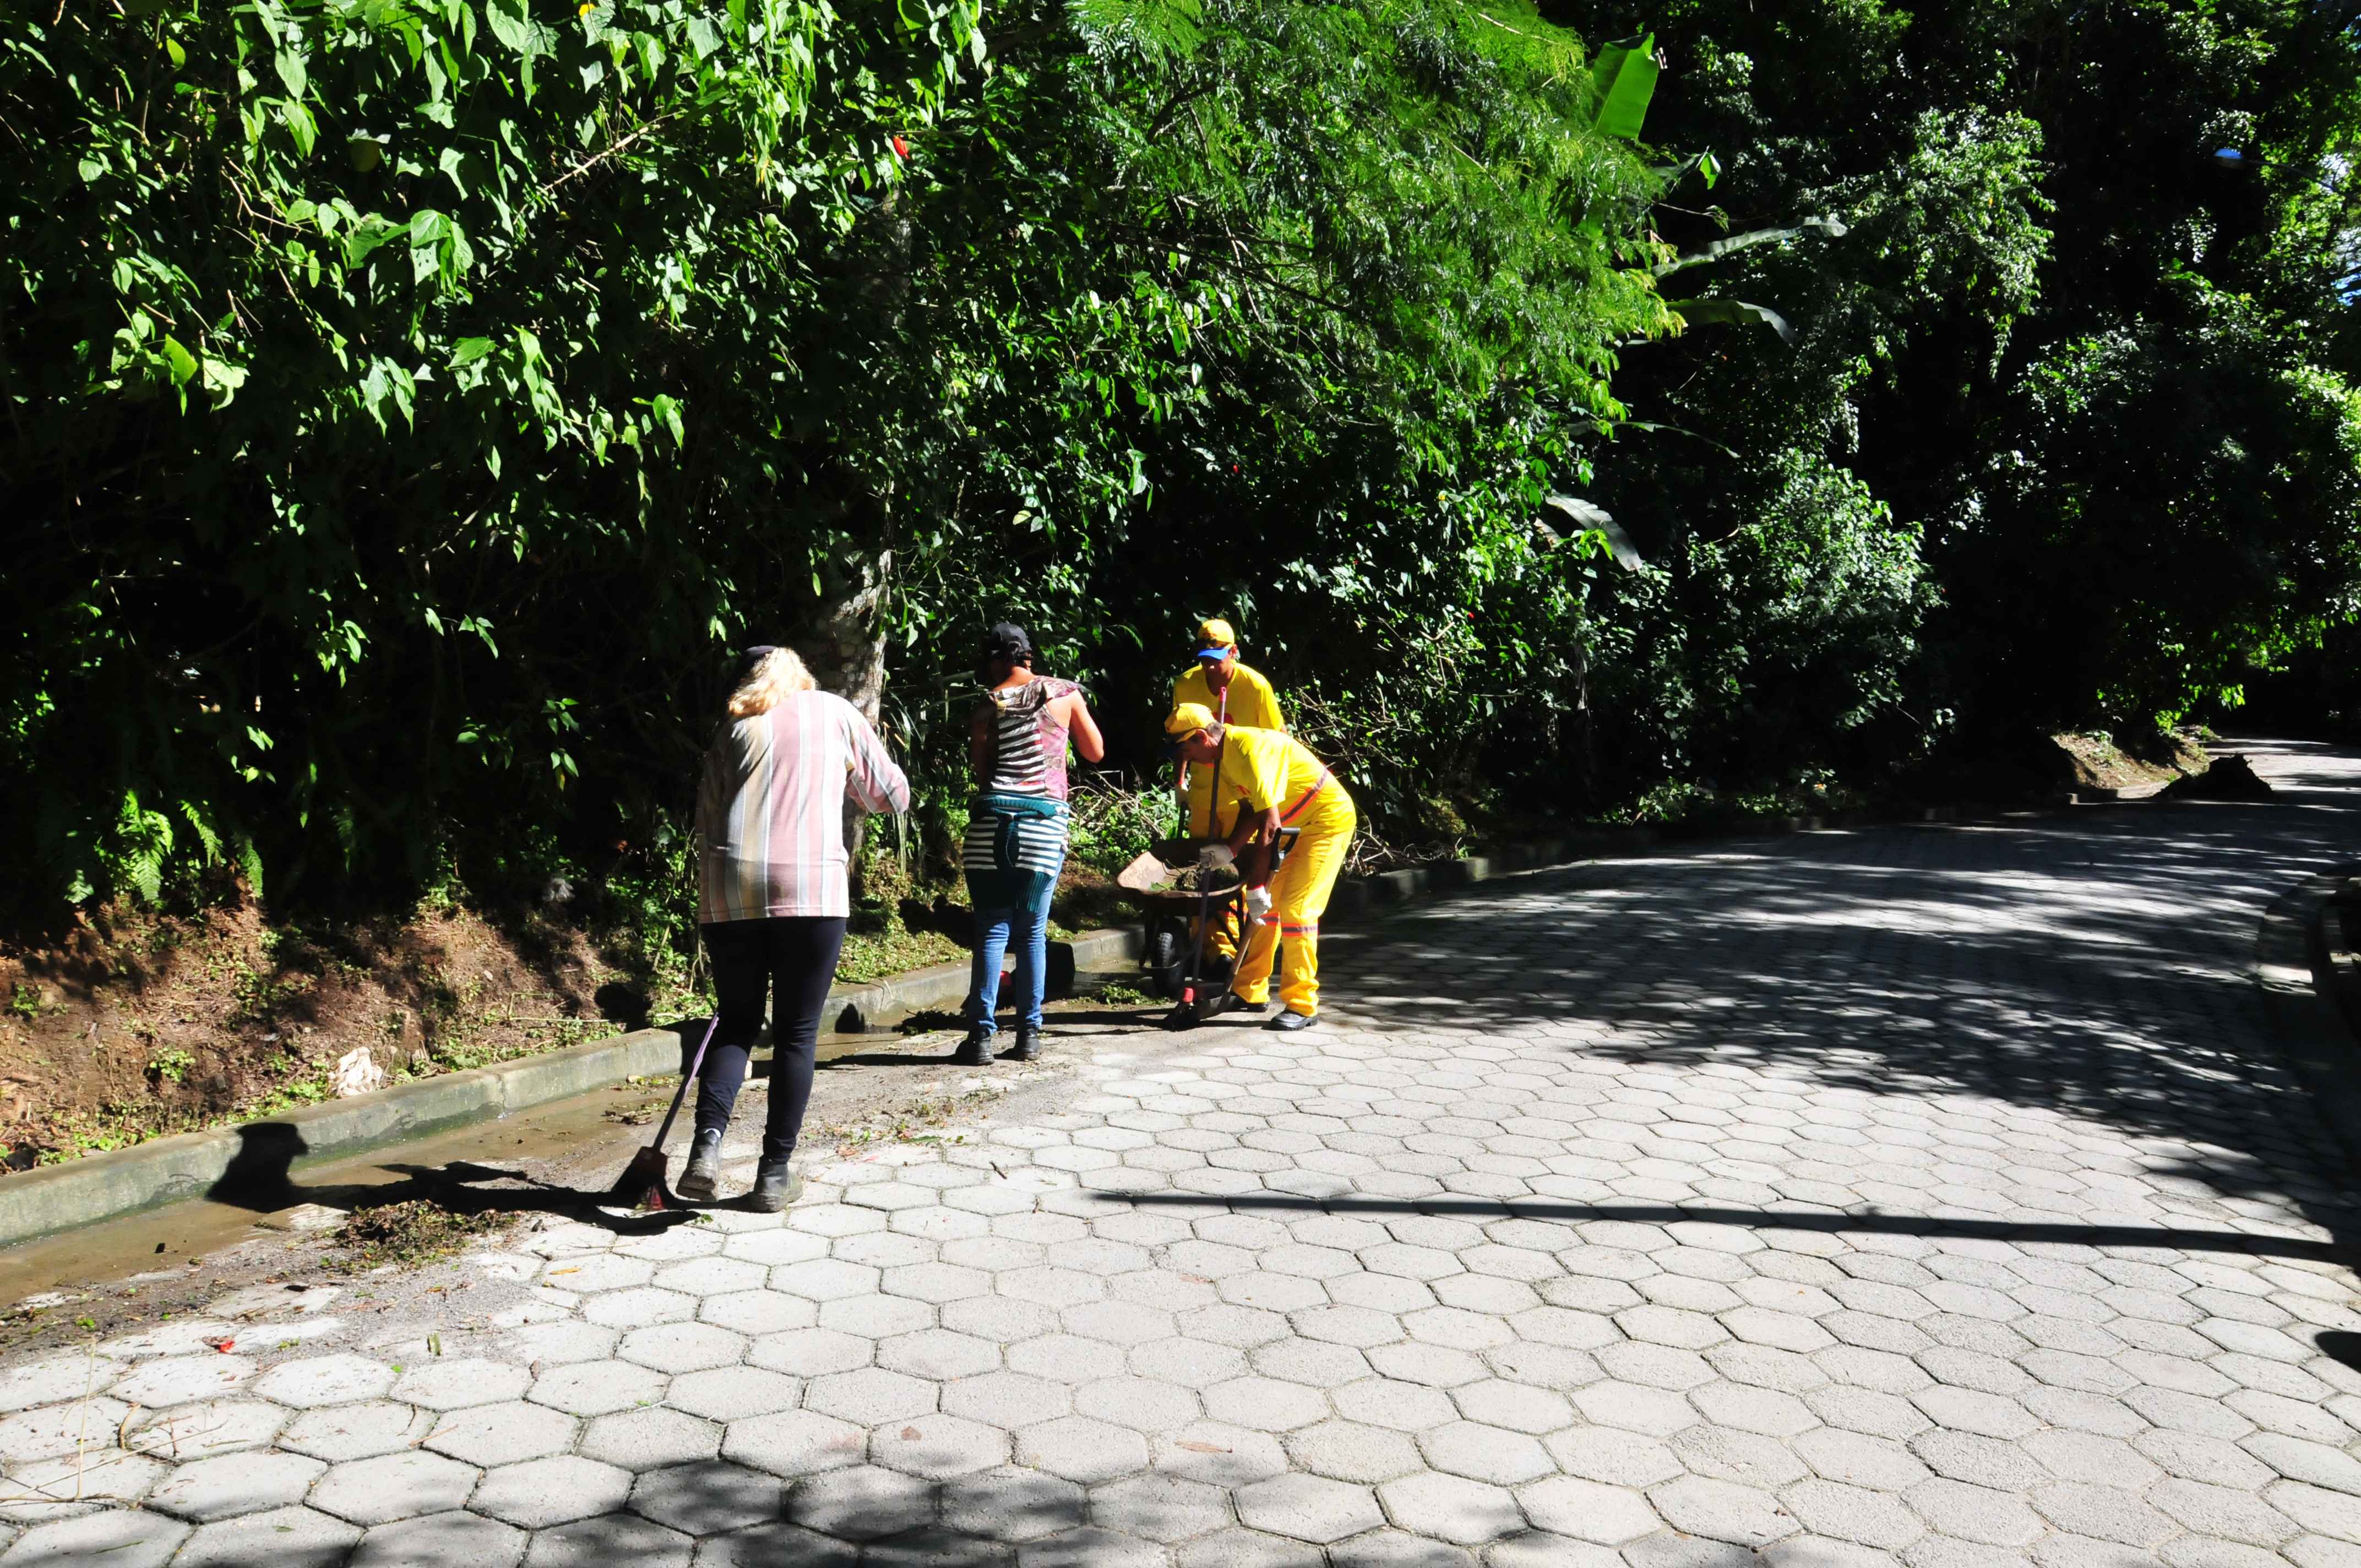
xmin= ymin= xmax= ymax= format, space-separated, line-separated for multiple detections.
xmin=957 ymin=624 xmax=1104 ymax=1065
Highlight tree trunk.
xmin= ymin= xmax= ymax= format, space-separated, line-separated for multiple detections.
xmin=803 ymin=545 xmax=895 ymax=906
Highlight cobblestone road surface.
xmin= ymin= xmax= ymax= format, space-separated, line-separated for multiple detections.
xmin=7 ymin=740 xmax=2361 ymax=1567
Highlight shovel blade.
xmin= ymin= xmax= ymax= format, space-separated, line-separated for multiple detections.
xmin=1117 ymin=849 xmax=1176 ymax=895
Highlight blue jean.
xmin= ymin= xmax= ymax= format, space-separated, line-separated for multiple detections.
xmin=965 ymin=846 xmax=1063 ymax=1036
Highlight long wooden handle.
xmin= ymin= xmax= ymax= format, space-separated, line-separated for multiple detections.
xmin=648 ymin=1013 xmax=721 ymax=1155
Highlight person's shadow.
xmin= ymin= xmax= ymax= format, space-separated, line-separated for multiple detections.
xmin=202 ymin=1123 xmax=688 ymax=1236
xmin=203 ymin=1020 xmax=731 ymax=1235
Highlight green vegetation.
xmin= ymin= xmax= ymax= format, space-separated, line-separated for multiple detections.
xmin=6 ymin=0 xmax=2359 ymax=955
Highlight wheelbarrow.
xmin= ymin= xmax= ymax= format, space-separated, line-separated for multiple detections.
xmin=1118 ymin=830 xmax=1299 ymax=1026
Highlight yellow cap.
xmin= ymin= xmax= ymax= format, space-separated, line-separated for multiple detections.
xmin=1196 ymin=618 xmax=1237 ymax=649
xmin=1165 ymin=703 xmax=1216 ymax=737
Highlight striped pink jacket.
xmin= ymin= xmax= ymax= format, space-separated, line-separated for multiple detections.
xmin=695 ymin=691 xmax=911 ymax=923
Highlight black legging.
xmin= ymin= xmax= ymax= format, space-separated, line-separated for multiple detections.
xmin=694 ymin=917 xmax=846 ymax=1163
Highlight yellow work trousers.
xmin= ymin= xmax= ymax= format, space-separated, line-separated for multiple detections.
xmin=1183 ymin=771 xmax=1244 ymax=960
xmin=1231 ymin=795 xmax=1355 ymax=1016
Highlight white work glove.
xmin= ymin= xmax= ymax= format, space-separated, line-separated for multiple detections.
xmin=1197 ymin=845 xmax=1236 ymax=871
xmin=1243 ymin=884 xmax=1272 ymax=919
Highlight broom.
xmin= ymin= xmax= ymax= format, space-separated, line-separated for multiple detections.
xmin=608 ymin=1012 xmax=721 ymax=1210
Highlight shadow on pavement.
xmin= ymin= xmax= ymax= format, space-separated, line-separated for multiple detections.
xmin=203 ymin=1123 xmax=706 ymax=1238
xmin=1317 ymin=736 xmax=2361 ymax=1246
xmin=1107 ymin=1189 xmax=2351 ymax=1264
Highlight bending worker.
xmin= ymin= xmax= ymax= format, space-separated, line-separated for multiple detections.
xmin=1171 ymin=619 xmax=1285 ymax=973
xmin=1163 ymin=704 xmax=1354 ymax=1031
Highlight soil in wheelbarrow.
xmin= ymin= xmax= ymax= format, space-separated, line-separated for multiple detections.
xmin=1134 ymin=864 xmax=1243 ymax=899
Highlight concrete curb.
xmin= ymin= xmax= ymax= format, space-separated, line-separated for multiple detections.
xmin=826 ymin=927 xmax=1142 ymax=1033
xmin=2254 ymin=870 xmax=2361 ymax=1185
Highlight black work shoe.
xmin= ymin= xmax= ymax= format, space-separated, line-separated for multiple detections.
xmin=951 ymin=1027 xmax=992 ymax=1066
xmin=747 ymin=1159 xmax=803 ymax=1212
xmin=676 ymin=1129 xmax=724 ymax=1201
xmin=1008 ymin=1026 xmax=1041 ymax=1062
xmin=1267 ymin=1008 xmax=1316 ymax=1031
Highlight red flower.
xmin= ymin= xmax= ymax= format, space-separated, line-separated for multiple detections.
xmin=891 ymin=135 xmax=910 ymax=160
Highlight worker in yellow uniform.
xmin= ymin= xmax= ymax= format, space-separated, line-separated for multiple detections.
xmin=1170 ymin=619 xmax=1285 ymax=974
xmin=1171 ymin=618 xmax=1285 ymax=832
xmin=1163 ymin=704 xmax=1355 ymax=1031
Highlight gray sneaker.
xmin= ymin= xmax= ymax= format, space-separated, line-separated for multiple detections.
xmin=747 ymin=1158 xmax=803 ymax=1212
xmin=676 ymin=1129 xmax=724 ymax=1201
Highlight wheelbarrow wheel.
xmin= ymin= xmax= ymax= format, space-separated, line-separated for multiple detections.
xmin=1144 ymin=917 xmax=1185 ymax=999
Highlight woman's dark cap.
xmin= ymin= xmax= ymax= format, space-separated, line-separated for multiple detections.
xmin=983 ymin=623 xmax=1032 ymax=662
xmin=732 ymin=645 xmax=779 ymax=683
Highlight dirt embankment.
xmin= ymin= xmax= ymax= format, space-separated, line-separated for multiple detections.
xmin=2052 ymin=729 xmax=2211 ymax=796
xmin=0 ymin=901 xmax=647 ymax=1173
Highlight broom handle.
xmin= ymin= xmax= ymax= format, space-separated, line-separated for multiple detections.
xmin=649 ymin=1013 xmax=720 ymax=1156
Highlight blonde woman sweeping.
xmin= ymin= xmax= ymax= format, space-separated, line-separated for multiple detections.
xmin=688 ymin=646 xmax=910 ymax=1208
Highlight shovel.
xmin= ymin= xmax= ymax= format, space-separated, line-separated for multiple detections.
xmin=607 ymin=1014 xmax=721 ymax=1211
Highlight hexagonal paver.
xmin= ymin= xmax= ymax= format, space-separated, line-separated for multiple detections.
xmin=879 ymin=1329 xmax=1002 ymax=1381
xmin=1515 ymin=1475 xmax=1660 ymax=1545
xmin=749 ymin=1328 xmax=873 ymax=1378
xmin=617 ymin=1322 xmax=747 ymax=1375
xmin=530 ymin=1358 xmax=671 ymax=1417
xmin=804 ymin=1367 xmax=938 ymax=1425
xmin=722 ymin=1409 xmax=868 ymax=1478
xmin=1073 ymin=1375 xmax=1202 ymax=1435
xmin=517 ymin=1509 xmax=692 ymax=1566
xmin=1016 ymin=1416 xmax=1151 ymax=1483
xmin=785 ymin=1463 xmax=935 ymax=1540
xmin=123 ymin=1398 xmax=292 ymax=1460
xmin=251 ymin=1354 xmax=395 ymax=1409
xmin=695 ymin=1521 xmax=860 ymax=1567
xmin=945 ymin=1371 xmax=1074 ymax=1429
xmin=1421 ymin=1421 xmax=1553 ymax=1485
xmin=1288 ymin=1420 xmax=1426 ymax=1483
xmin=700 ymin=1290 xmax=819 ymax=1336
xmin=309 ymin=1449 xmax=480 ymax=1525
xmin=579 ymin=1406 xmax=721 ymax=1471
xmin=107 ymin=1354 xmax=257 ymax=1409
xmin=1020 ymin=1524 xmax=1169 ymax=1567
xmin=1376 ymin=1470 xmax=1525 ymax=1546
xmin=1090 ymin=1472 xmax=1232 ymax=1543
xmin=391 ymin=1357 xmax=531 ymax=1411
xmin=0 ymin=1509 xmax=189 ymax=1567
xmin=1335 ymin=1379 xmax=1458 ymax=1433
xmin=173 ymin=1505 xmax=359 ymax=1567
xmin=874 ymin=1412 xmax=1010 ymax=1479
xmin=424 ymin=1401 xmax=579 ymax=1467
xmin=1236 ymin=1472 xmax=1385 ymax=1544
xmin=626 ymin=1458 xmax=781 ymax=1536
xmin=1204 ymin=1376 xmax=1330 ymax=1433
xmin=940 ymin=1464 xmax=1090 ymax=1542
xmin=1646 ymin=1474 xmax=1798 ymax=1548
xmin=1779 ymin=1476 xmax=1924 ymax=1551
xmin=149 ymin=1450 xmax=325 ymax=1522
xmin=0 ymin=1357 xmax=107 ymax=1416
xmin=563 ymin=1280 xmax=684 ymax=1325
xmin=470 ymin=1454 xmax=636 ymax=1528
xmin=347 ymin=1509 xmax=527 ymax=1568
xmin=0 ymin=1448 xmax=165 ymax=1522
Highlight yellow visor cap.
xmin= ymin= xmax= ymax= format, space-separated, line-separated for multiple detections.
xmin=1196 ymin=618 xmax=1237 ymax=648
xmin=1165 ymin=703 xmax=1216 ymax=737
